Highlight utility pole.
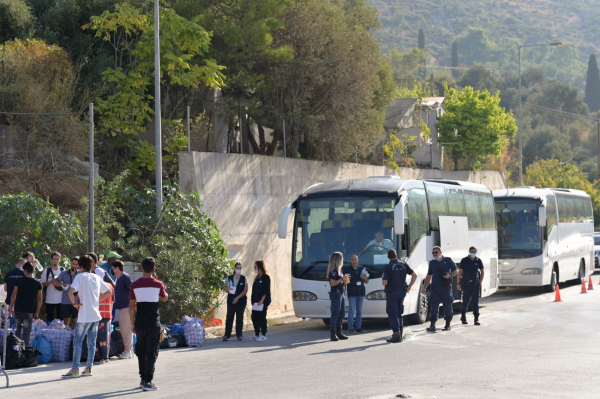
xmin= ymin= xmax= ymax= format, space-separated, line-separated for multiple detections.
xmin=187 ymin=105 xmax=191 ymax=151
xmin=154 ymin=0 xmax=162 ymax=217
xmin=597 ymin=111 xmax=600 ymax=180
xmin=89 ymin=103 xmax=94 ymax=252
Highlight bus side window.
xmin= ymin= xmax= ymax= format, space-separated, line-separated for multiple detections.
xmin=408 ymin=189 xmax=428 ymax=254
xmin=464 ymin=190 xmax=483 ymax=229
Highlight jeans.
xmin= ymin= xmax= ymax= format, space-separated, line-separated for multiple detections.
xmin=15 ymin=312 xmax=33 ymax=347
xmin=329 ymin=291 xmax=345 ymax=330
xmin=72 ymin=321 xmax=99 ymax=369
xmin=385 ymin=289 xmax=406 ymax=333
xmin=225 ymin=300 xmax=246 ymax=338
xmin=117 ymin=309 xmax=133 ymax=353
xmin=347 ymin=295 xmax=364 ymax=330
xmin=136 ymin=326 xmax=161 ymax=383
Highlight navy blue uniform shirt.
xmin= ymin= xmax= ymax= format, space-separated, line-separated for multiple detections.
xmin=382 ymin=259 xmax=414 ymax=291
xmin=329 ymin=270 xmax=344 ymax=293
xmin=427 ymin=257 xmax=457 ymax=287
xmin=459 ymin=256 xmax=484 ymax=282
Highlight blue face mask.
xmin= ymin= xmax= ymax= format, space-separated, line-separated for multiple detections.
xmin=254 ymin=269 xmax=259 ymax=274
xmin=469 ymin=253 xmax=477 ymax=258
xmin=235 ymin=269 xmax=242 ymax=275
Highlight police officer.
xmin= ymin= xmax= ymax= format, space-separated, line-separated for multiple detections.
xmin=458 ymin=246 xmax=484 ymax=326
xmin=421 ymin=246 xmax=458 ymax=332
xmin=382 ymin=249 xmax=417 ymax=343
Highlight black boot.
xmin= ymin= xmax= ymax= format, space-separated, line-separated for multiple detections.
xmin=336 ymin=329 xmax=348 ymax=340
xmin=330 ymin=330 xmax=338 ymax=341
xmin=426 ymin=321 xmax=436 ymax=332
xmin=474 ymin=315 xmax=480 ymax=326
xmin=461 ymin=313 xmax=467 ymax=325
xmin=386 ymin=332 xmax=401 ymax=343
xmin=443 ymin=320 xmax=451 ymax=331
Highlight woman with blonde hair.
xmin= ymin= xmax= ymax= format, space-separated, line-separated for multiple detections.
xmin=251 ymin=260 xmax=271 ymax=341
xmin=327 ymin=252 xmax=350 ymax=341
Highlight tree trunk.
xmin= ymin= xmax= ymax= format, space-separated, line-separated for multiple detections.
xmin=246 ymin=115 xmax=260 ymax=154
xmin=257 ymin=123 xmax=266 ymax=155
xmin=290 ymin=124 xmax=299 ymax=158
xmin=266 ymin=127 xmax=279 ymax=156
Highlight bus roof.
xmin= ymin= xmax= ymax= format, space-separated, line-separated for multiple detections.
xmin=493 ymin=187 xmax=590 ymax=200
xmin=297 ymin=177 xmax=490 ymax=201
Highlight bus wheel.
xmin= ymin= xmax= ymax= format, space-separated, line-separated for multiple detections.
xmin=578 ymin=260 xmax=585 ymax=280
xmin=322 ymin=318 xmax=330 ymax=326
xmin=544 ymin=266 xmax=557 ymax=293
xmin=408 ymin=289 xmax=429 ymax=325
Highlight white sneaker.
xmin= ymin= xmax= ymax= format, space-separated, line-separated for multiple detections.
xmin=251 ymin=335 xmax=259 ymax=341
xmin=119 ymin=351 xmax=133 ymax=359
xmin=257 ymin=334 xmax=267 ymax=341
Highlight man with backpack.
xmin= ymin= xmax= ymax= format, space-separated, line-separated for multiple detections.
xmin=41 ymin=252 xmax=64 ymax=323
xmin=9 ymin=262 xmax=42 ymax=348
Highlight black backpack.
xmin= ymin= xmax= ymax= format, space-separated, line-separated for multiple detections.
xmin=111 ymin=327 xmax=125 ymax=355
xmin=1 ymin=332 xmax=24 ymax=370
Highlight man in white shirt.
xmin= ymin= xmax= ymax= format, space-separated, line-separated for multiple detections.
xmin=365 ymin=231 xmax=394 ymax=251
xmin=41 ymin=252 xmax=64 ymax=323
xmin=61 ymin=255 xmax=112 ymax=378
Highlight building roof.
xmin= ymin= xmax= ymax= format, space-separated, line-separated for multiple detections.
xmin=384 ymin=98 xmax=417 ymax=129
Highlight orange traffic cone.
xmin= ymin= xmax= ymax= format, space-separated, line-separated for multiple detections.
xmin=581 ymin=278 xmax=588 ymax=294
xmin=554 ymin=284 xmax=562 ymax=302
xmin=588 ymin=276 xmax=594 ymax=291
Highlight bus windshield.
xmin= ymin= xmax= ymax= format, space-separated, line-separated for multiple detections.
xmin=293 ymin=196 xmax=397 ymax=280
xmin=495 ymin=200 xmax=542 ymax=259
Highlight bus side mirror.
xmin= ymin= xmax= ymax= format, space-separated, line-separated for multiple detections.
xmin=394 ymin=201 xmax=404 ymax=235
xmin=539 ymin=206 xmax=547 ymax=227
xmin=278 ymin=204 xmax=293 ymax=239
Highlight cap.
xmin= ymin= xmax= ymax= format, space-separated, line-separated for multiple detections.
xmin=106 ymin=251 xmax=122 ymax=259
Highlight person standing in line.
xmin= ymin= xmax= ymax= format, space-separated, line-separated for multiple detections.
xmin=222 ymin=262 xmax=248 ymax=341
xmin=96 ymin=283 xmax=114 ymax=364
xmin=9 ymin=262 xmax=42 ymax=348
xmin=327 ymin=252 xmax=349 ymax=342
xmin=22 ymin=252 xmax=42 ymax=272
xmin=111 ymin=260 xmax=134 ymax=359
xmin=41 ymin=251 xmax=64 ymax=323
xmin=55 ymin=257 xmax=80 ymax=326
xmin=382 ymin=250 xmax=417 ymax=343
xmin=250 ymin=260 xmax=271 ymax=342
xmin=422 ymin=246 xmax=458 ymax=332
xmin=129 ymin=257 xmax=168 ymax=391
xmin=3 ymin=258 xmax=25 ymax=329
xmin=102 ymin=251 xmax=122 ymax=283
xmin=87 ymin=252 xmax=116 ymax=289
xmin=458 ymin=246 xmax=485 ymax=326
xmin=342 ymin=254 xmax=369 ymax=334
xmin=62 ymin=255 xmax=112 ymax=378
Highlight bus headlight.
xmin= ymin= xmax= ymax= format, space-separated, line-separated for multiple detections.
xmin=292 ymin=291 xmax=317 ymax=301
xmin=521 ymin=268 xmax=542 ymax=275
xmin=366 ymin=290 xmax=386 ymax=300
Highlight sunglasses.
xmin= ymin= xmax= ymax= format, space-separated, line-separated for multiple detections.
xmin=432 ymin=252 xmax=440 ymax=255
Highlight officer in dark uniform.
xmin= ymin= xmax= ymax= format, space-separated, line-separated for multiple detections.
xmin=382 ymin=249 xmax=417 ymax=343
xmin=458 ymin=246 xmax=484 ymax=326
xmin=422 ymin=246 xmax=458 ymax=332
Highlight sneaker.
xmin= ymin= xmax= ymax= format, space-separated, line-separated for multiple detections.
xmin=222 ymin=335 xmax=230 ymax=341
xmin=348 ymin=329 xmax=357 ymax=334
xmin=257 ymin=334 xmax=267 ymax=341
xmin=142 ymin=381 xmax=159 ymax=391
xmin=81 ymin=367 xmax=93 ymax=377
xmin=62 ymin=368 xmax=80 ymax=378
xmin=251 ymin=335 xmax=259 ymax=341
xmin=237 ymin=336 xmax=243 ymax=341
xmin=139 ymin=380 xmax=145 ymax=389
xmin=119 ymin=351 xmax=133 ymax=359
xmin=356 ymin=328 xmax=366 ymax=333
xmin=101 ymin=359 xmax=109 ymax=364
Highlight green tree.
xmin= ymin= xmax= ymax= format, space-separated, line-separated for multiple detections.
xmin=451 ymin=41 xmax=459 ymax=78
xmin=0 ymin=0 xmax=33 ymax=42
xmin=418 ymin=28 xmax=425 ymax=50
xmin=584 ymin=54 xmax=600 ymax=113
xmin=524 ymin=159 xmax=600 ymax=228
xmin=459 ymin=64 xmax=497 ymax=92
xmin=388 ymin=48 xmax=426 ymax=85
xmin=437 ymin=86 xmax=517 ymax=170
xmin=526 ymin=80 xmax=588 ymax=131
xmin=456 ymin=27 xmax=492 ymax=65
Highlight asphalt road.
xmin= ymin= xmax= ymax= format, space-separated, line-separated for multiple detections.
xmin=3 ymin=276 xmax=600 ymax=399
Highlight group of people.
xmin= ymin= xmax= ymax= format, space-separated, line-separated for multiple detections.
xmin=328 ymin=245 xmax=484 ymax=343
xmin=2 ymin=251 xmax=168 ymax=391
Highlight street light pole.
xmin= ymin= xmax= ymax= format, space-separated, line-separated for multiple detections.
xmin=154 ymin=0 xmax=162 ymax=217
xmin=518 ymin=41 xmax=563 ymax=186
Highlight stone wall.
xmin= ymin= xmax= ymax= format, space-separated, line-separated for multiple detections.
xmin=179 ymin=152 xmax=507 ymax=317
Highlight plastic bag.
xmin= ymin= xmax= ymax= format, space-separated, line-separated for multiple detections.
xmin=31 ymin=334 xmax=53 ymax=364
xmin=48 ymin=320 xmax=66 ymax=329
xmin=171 ymin=323 xmax=184 ymax=336
xmin=182 ymin=317 xmax=204 ymax=347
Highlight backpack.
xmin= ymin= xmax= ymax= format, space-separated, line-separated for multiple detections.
xmin=2 ymin=332 xmax=24 ymax=369
xmin=42 ymin=267 xmax=65 ymax=296
xmin=111 ymin=327 xmax=125 ymax=355
xmin=21 ymin=348 xmax=42 ymax=368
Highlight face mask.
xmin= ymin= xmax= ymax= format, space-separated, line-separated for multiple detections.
xmin=235 ymin=269 xmax=242 ymax=275
xmin=254 ymin=269 xmax=259 ymax=274
xmin=435 ymin=255 xmax=442 ymax=260
xmin=469 ymin=253 xmax=477 ymax=258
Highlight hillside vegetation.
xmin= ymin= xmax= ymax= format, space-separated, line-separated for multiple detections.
xmin=371 ymin=0 xmax=600 ymax=89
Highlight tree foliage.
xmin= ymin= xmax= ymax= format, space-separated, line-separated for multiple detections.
xmin=0 ymin=0 xmax=33 ymax=43
xmin=437 ymin=86 xmax=517 ymax=170
xmin=585 ymin=54 xmax=600 ymax=113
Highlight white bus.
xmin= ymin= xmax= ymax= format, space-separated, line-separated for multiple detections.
xmin=278 ymin=177 xmax=499 ymax=324
xmin=493 ymin=187 xmax=594 ymax=291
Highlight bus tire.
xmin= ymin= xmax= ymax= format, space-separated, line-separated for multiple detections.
xmin=322 ymin=318 xmax=330 ymax=326
xmin=408 ymin=287 xmax=429 ymax=325
xmin=544 ymin=265 xmax=558 ymax=293
xmin=578 ymin=260 xmax=585 ymax=280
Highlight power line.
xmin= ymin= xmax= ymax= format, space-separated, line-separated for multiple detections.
xmin=0 ymin=111 xmax=85 ymax=116
xmin=499 ymin=98 xmax=599 ymax=122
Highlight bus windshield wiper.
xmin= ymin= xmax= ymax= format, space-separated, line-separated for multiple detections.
xmin=299 ymin=261 xmax=329 ymax=277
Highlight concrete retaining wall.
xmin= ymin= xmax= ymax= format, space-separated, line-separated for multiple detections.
xmin=179 ymin=152 xmax=507 ymax=317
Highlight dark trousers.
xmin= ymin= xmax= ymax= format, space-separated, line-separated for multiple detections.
xmin=461 ymin=284 xmax=481 ymax=316
xmin=46 ymin=303 xmax=61 ymax=323
xmin=96 ymin=318 xmax=112 ymax=360
xmin=386 ymin=289 xmax=406 ymax=333
xmin=225 ymin=300 xmax=246 ymax=338
xmin=136 ymin=326 xmax=161 ymax=383
xmin=15 ymin=312 xmax=33 ymax=347
xmin=430 ymin=285 xmax=454 ymax=322
xmin=251 ymin=308 xmax=268 ymax=336
xmin=329 ymin=291 xmax=345 ymax=330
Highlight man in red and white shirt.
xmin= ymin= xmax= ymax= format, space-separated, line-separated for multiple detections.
xmin=129 ymin=257 xmax=168 ymax=391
